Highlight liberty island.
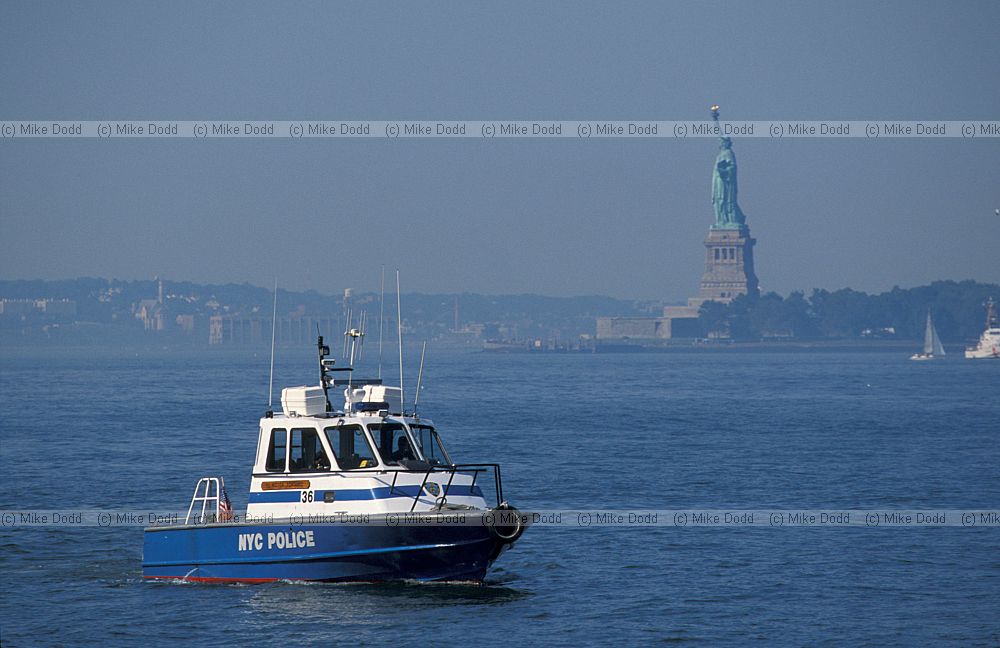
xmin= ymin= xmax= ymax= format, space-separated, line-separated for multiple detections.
xmin=597 ymin=105 xmax=761 ymax=345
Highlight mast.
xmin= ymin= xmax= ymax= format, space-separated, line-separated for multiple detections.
xmin=923 ymin=312 xmax=934 ymax=355
xmin=931 ymin=321 xmax=945 ymax=357
xmin=922 ymin=311 xmax=945 ymax=357
xmin=317 ymin=333 xmax=333 ymax=412
xmin=346 ymin=325 xmax=363 ymax=395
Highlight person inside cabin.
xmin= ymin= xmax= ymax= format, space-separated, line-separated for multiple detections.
xmin=392 ymin=437 xmax=415 ymax=462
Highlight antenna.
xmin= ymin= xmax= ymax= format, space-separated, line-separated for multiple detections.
xmin=266 ymin=279 xmax=278 ymax=418
xmin=359 ymin=311 xmax=368 ymax=362
xmin=413 ymin=341 xmax=427 ymax=414
xmin=378 ymin=266 xmax=385 ymax=379
xmin=342 ymin=307 xmax=352 ymax=359
xmin=347 ymin=326 xmax=363 ymax=394
xmin=396 ymin=269 xmax=405 ymax=412
xmin=317 ymin=326 xmax=333 ymax=412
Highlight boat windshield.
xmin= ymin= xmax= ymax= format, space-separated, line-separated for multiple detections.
xmin=323 ymin=424 xmax=379 ymax=470
xmin=289 ymin=428 xmax=331 ymax=472
xmin=368 ymin=422 xmax=415 ymax=465
xmin=409 ymin=424 xmax=452 ymax=466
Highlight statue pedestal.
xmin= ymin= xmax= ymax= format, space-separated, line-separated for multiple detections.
xmin=697 ymin=226 xmax=759 ymax=304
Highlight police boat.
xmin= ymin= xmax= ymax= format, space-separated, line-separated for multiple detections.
xmin=142 ymin=336 xmax=525 ymax=583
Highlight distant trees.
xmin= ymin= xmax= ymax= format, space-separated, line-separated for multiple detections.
xmin=698 ymin=280 xmax=998 ymax=342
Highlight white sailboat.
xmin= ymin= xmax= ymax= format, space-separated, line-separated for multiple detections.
xmin=911 ymin=311 xmax=945 ymax=360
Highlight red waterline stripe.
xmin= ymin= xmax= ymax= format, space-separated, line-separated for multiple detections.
xmin=143 ymin=575 xmax=279 ymax=584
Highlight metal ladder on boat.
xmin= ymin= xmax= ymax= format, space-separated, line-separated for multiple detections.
xmin=185 ymin=476 xmax=226 ymax=525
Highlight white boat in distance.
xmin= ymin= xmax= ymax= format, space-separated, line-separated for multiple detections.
xmin=965 ymin=298 xmax=1000 ymax=359
xmin=911 ymin=311 xmax=945 ymax=361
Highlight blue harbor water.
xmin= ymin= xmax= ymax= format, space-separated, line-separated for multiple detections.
xmin=1 ymin=347 xmax=998 ymax=646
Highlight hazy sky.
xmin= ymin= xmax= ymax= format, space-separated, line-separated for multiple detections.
xmin=1 ymin=1 xmax=997 ymax=301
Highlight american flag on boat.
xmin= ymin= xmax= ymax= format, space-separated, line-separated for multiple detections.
xmin=219 ymin=481 xmax=233 ymax=521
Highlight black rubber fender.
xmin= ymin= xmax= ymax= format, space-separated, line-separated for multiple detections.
xmin=486 ymin=502 xmax=525 ymax=544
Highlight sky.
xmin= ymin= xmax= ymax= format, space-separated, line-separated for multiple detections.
xmin=1 ymin=1 xmax=997 ymax=301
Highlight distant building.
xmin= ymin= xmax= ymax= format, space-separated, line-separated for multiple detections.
xmin=134 ymin=299 xmax=164 ymax=331
xmin=133 ymin=278 xmax=167 ymax=331
xmin=35 ymin=299 xmax=77 ymax=316
xmin=0 ymin=299 xmax=37 ymax=316
xmin=209 ymin=314 xmax=339 ymax=345
xmin=175 ymin=314 xmax=195 ymax=333
xmin=596 ymin=317 xmax=669 ymax=341
xmin=0 ymin=298 xmax=77 ymax=318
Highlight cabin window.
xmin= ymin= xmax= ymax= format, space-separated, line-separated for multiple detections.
xmin=410 ymin=425 xmax=452 ymax=466
xmin=368 ymin=422 xmax=415 ymax=464
xmin=324 ymin=424 xmax=379 ymax=470
xmin=265 ymin=428 xmax=287 ymax=472
xmin=289 ymin=428 xmax=330 ymax=472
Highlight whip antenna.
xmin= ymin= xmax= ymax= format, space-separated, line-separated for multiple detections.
xmin=357 ymin=311 xmax=367 ymax=362
xmin=396 ymin=269 xmax=404 ymax=412
xmin=266 ymin=278 xmax=278 ymax=417
xmin=413 ymin=341 xmax=427 ymax=414
xmin=343 ymin=307 xmax=352 ymax=358
xmin=378 ymin=265 xmax=385 ymax=379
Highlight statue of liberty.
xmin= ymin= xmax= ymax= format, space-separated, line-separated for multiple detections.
xmin=709 ymin=105 xmax=747 ymax=229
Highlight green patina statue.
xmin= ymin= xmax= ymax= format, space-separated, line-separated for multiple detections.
xmin=710 ymin=105 xmax=747 ymax=229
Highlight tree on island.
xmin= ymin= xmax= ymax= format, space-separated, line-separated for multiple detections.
xmin=698 ymin=280 xmax=997 ymax=342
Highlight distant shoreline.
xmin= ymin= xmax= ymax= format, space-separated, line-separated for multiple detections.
xmin=592 ymin=339 xmax=966 ymax=354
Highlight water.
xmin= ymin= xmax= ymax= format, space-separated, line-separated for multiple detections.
xmin=1 ymin=347 xmax=998 ymax=646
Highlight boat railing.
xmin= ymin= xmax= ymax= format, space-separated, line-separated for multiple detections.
xmin=315 ymin=463 xmax=505 ymax=511
xmin=402 ymin=463 xmax=504 ymax=512
xmin=185 ymin=476 xmax=226 ymax=525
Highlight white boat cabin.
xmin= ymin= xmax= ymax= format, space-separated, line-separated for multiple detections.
xmin=246 ymin=382 xmax=492 ymax=519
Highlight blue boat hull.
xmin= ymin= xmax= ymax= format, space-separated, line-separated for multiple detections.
xmin=143 ymin=521 xmax=508 ymax=583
